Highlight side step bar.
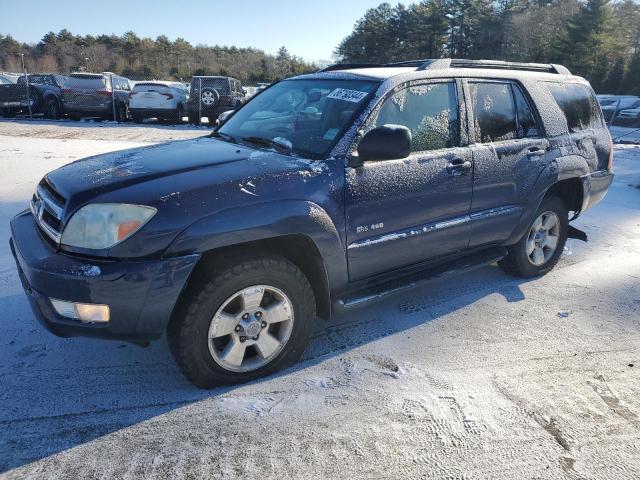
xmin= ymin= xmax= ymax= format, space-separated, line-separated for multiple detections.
xmin=334 ymin=247 xmax=506 ymax=311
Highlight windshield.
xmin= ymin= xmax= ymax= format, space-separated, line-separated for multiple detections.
xmin=218 ymin=79 xmax=379 ymax=158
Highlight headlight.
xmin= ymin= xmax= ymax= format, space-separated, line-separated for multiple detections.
xmin=61 ymin=203 xmax=157 ymax=250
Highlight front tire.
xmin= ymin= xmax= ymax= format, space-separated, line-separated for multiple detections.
xmin=168 ymin=254 xmax=315 ymax=388
xmin=498 ymin=195 xmax=568 ymax=278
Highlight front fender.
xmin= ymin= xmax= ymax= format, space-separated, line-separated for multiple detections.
xmin=165 ymin=200 xmax=348 ymax=290
xmin=504 ymin=155 xmax=590 ymax=245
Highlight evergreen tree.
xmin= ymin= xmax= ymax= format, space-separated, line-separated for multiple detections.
xmin=605 ymin=57 xmax=625 ymax=94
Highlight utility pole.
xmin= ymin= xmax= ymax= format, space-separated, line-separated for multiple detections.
xmin=21 ymin=54 xmax=32 ymax=119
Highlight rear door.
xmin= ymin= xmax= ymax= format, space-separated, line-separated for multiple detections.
xmin=345 ymin=79 xmax=474 ymax=280
xmin=465 ymin=80 xmax=549 ymax=247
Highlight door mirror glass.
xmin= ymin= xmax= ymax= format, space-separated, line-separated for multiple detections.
xmin=357 ymin=124 xmax=412 ymax=162
xmin=216 ymin=110 xmax=235 ymax=126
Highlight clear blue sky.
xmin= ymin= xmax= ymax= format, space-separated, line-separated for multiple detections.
xmin=0 ymin=0 xmax=399 ymax=62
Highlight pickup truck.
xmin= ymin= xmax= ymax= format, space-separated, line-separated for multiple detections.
xmin=10 ymin=59 xmax=614 ymax=388
xmin=0 ymin=74 xmax=64 ymax=118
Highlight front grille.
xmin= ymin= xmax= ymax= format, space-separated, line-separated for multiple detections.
xmin=31 ymin=179 xmax=66 ymax=244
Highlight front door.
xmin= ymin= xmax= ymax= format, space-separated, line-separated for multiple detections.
xmin=345 ymin=80 xmax=474 ymax=281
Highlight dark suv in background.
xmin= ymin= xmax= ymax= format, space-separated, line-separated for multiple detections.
xmin=62 ymin=72 xmax=132 ymax=121
xmin=10 ymin=59 xmax=613 ymax=388
xmin=187 ymin=75 xmax=245 ymax=124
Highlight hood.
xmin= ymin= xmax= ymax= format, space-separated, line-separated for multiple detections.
xmin=46 ymin=136 xmax=254 ymax=201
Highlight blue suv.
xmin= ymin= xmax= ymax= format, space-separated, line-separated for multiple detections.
xmin=10 ymin=59 xmax=614 ymax=387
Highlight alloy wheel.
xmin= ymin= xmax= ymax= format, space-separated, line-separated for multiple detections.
xmin=526 ymin=211 xmax=561 ymax=266
xmin=207 ymin=285 xmax=294 ymax=372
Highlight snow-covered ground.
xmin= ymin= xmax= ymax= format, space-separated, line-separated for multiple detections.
xmin=1 ymin=122 xmax=639 ymax=479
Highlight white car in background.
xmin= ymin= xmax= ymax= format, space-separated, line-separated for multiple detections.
xmin=129 ymin=81 xmax=188 ymax=124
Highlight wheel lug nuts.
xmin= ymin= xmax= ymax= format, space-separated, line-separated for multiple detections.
xmin=239 ymin=336 xmax=247 ymax=342
xmin=255 ymin=311 xmax=262 ymax=318
xmin=261 ymin=321 xmax=267 ymax=328
xmin=235 ymin=325 xmax=242 ymax=332
xmin=242 ymin=313 xmax=249 ymax=320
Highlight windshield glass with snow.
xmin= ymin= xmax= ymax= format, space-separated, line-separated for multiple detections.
xmin=218 ymin=79 xmax=379 ymax=158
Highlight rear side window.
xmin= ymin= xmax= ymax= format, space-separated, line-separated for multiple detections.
xmin=513 ymin=85 xmax=539 ymax=138
xmin=469 ymin=82 xmax=517 ymax=143
xmin=373 ymin=82 xmax=460 ymax=152
xmin=545 ymin=82 xmax=602 ymax=132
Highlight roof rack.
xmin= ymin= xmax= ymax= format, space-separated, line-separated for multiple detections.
xmin=319 ymin=63 xmax=384 ymax=72
xmin=319 ymin=58 xmax=571 ymax=75
xmin=442 ymin=59 xmax=571 ymax=75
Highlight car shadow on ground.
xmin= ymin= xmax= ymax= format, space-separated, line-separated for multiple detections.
xmin=0 ymin=259 xmax=534 ymax=472
xmin=0 ymin=117 xmax=211 ymax=131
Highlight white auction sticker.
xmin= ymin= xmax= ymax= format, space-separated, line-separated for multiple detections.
xmin=327 ymin=88 xmax=369 ymax=103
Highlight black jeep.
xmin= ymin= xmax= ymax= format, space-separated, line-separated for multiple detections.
xmin=10 ymin=59 xmax=613 ymax=387
xmin=187 ymin=76 xmax=245 ymax=124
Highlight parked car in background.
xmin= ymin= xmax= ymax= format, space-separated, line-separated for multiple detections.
xmin=598 ymin=95 xmax=640 ymax=122
xmin=10 ymin=59 xmax=613 ymax=387
xmin=129 ymin=81 xmax=188 ymax=124
xmin=0 ymin=74 xmax=15 ymax=84
xmin=0 ymin=74 xmax=65 ymax=119
xmin=617 ymin=105 xmax=640 ymax=119
xmin=62 ymin=72 xmax=132 ymax=121
xmin=187 ymin=76 xmax=245 ymax=124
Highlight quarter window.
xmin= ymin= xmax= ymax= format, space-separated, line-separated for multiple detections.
xmin=372 ymin=82 xmax=460 ymax=152
xmin=469 ymin=82 xmax=517 ymax=143
xmin=544 ymin=82 xmax=602 ymax=132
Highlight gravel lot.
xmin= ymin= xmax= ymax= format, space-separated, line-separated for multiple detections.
xmin=1 ymin=120 xmax=639 ymax=479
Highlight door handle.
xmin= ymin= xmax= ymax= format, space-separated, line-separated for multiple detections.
xmin=527 ymin=147 xmax=546 ymax=157
xmin=446 ymin=159 xmax=472 ymax=176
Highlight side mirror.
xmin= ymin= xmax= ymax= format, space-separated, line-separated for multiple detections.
xmin=216 ymin=109 xmax=235 ymax=126
xmin=356 ymin=125 xmax=412 ymax=163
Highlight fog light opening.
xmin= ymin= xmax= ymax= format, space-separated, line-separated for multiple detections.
xmin=50 ymin=299 xmax=110 ymax=323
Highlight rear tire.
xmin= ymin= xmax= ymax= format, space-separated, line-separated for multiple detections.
xmin=115 ymin=103 xmax=128 ymax=123
xmin=168 ymin=254 xmax=315 ymax=388
xmin=44 ymin=98 xmax=60 ymax=119
xmin=498 ymin=195 xmax=568 ymax=278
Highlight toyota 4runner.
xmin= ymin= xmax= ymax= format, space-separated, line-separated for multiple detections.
xmin=10 ymin=59 xmax=614 ymax=387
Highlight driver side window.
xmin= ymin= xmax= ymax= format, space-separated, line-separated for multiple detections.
xmin=372 ymin=82 xmax=460 ymax=153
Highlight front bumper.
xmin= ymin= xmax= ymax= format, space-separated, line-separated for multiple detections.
xmin=580 ymin=170 xmax=614 ymax=214
xmin=10 ymin=210 xmax=199 ymax=342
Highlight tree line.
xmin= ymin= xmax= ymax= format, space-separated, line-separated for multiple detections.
xmin=0 ymin=30 xmax=315 ymax=83
xmin=336 ymin=0 xmax=640 ymax=94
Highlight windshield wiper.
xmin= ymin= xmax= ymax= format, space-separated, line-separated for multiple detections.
xmin=240 ymin=136 xmax=293 ymax=155
xmin=210 ymin=131 xmax=239 ymax=144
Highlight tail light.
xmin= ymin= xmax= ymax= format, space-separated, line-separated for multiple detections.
xmin=61 ymin=88 xmax=72 ymax=94
xmin=161 ymin=93 xmax=174 ymax=100
xmin=96 ymin=89 xmax=112 ymax=97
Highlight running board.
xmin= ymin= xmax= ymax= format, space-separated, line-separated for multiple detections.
xmin=335 ymin=247 xmax=506 ymax=311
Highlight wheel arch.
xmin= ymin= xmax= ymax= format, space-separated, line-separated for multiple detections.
xmin=182 ymin=234 xmax=332 ymax=321
xmin=165 ymin=201 xmax=349 ymax=321
xmin=505 ymin=155 xmax=588 ymax=245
